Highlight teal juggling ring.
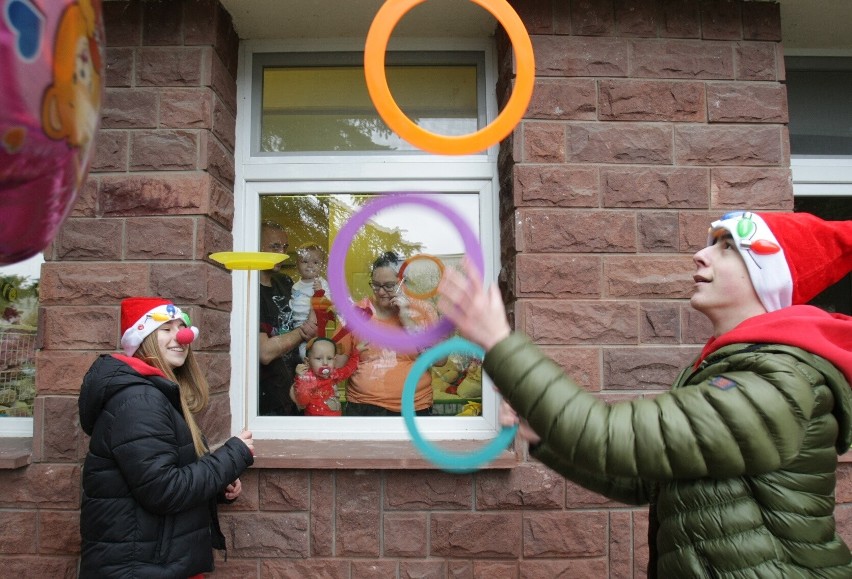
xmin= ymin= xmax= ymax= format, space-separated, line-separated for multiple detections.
xmin=402 ymin=336 xmax=518 ymax=473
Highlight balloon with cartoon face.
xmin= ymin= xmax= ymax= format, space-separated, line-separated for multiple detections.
xmin=0 ymin=0 xmax=104 ymax=264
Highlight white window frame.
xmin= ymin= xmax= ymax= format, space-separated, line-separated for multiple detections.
xmin=787 ymin=51 xmax=852 ymax=198
xmin=232 ymin=37 xmax=505 ymax=440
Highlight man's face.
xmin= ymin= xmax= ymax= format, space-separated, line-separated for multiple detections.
xmin=261 ymin=226 xmax=289 ymax=271
xmin=691 ymin=232 xmax=765 ymax=325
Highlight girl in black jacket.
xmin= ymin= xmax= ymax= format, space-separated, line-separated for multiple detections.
xmin=78 ymin=297 xmax=254 ymax=578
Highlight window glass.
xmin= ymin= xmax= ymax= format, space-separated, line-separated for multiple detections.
xmin=256 ymin=52 xmax=482 ymax=153
xmin=256 ymin=193 xmax=484 ymax=419
xmin=0 ymin=254 xmax=41 ymax=421
xmin=786 ymin=57 xmax=852 ymax=156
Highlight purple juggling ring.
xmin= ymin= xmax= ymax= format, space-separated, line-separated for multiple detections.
xmin=328 ymin=194 xmax=484 ymax=353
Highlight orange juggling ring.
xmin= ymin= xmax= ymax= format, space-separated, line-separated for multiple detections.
xmin=364 ymin=0 xmax=535 ymax=155
xmin=398 ymin=254 xmax=445 ymax=300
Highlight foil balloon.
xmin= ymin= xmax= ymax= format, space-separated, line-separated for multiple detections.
xmin=0 ymin=0 xmax=104 ymax=264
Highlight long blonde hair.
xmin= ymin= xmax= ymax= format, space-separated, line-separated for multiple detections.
xmin=136 ymin=332 xmax=209 ymax=457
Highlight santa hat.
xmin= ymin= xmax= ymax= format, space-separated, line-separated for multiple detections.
xmin=120 ymin=297 xmax=199 ymax=356
xmin=709 ymin=211 xmax=852 ymax=312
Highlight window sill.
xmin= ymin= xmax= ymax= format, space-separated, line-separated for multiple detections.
xmin=0 ymin=437 xmax=32 ymax=469
xmin=251 ymin=439 xmax=519 ymax=470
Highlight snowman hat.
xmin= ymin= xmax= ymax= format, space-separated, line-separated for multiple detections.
xmin=709 ymin=211 xmax=852 ymax=312
xmin=120 ymin=297 xmax=199 ymax=356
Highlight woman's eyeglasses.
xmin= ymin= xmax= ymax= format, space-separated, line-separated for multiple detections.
xmin=371 ymin=281 xmax=401 ymax=293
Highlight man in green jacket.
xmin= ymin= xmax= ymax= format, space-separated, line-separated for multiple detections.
xmin=438 ymin=211 xmax=852 ymax=578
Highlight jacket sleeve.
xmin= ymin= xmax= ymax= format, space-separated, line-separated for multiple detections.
xmin=485 ymin=333 xmax=818 ymax=482
xmin=109 ymin=390 xmax=254 ymax=515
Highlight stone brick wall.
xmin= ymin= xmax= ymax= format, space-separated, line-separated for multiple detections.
xmin=3 ymin=1 xmax=850 ymax=577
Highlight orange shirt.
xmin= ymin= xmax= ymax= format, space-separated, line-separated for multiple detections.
xmin=334 ymin=298 xmax=435 ymax=412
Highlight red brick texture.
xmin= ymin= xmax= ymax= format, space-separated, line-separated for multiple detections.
xmin=8 ymin=1 xmax=850 ymax=578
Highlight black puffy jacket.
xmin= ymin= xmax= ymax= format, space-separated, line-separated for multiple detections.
xmin=78 ymin=354 xmax=253 ymax=578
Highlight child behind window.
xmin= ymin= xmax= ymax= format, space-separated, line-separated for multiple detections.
xmin=289 ymin=243 xmax=333 ymax=357
xmin=292 ymin=337 xmax=360 ymax=416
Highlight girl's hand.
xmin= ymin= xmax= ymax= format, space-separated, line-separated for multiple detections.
xmin=238 ymin=429 xmax=254 ymax=456
xmin=224 ymin=478 xmax=242 ymax=501
xmin=437 ymin=259 xmax=511 ymax=351
xmin=499 ymin=400 xmax=541 ymax=445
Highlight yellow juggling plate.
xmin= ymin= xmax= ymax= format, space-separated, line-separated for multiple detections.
xmin=209 ymin=251 xmax=288 ymax=271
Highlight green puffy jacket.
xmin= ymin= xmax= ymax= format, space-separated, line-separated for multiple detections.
xmin=485 ymin=333 xmax=852 ymax=578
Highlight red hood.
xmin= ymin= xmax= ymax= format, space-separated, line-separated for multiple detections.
xmin=110 ymin=353 xmax=166 ymax=377
xmin=696 ymin=305 xmax=852 ymax=385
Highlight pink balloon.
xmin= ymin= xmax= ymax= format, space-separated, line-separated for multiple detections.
xmin=0 ymin=0 xmax=104 ymax=264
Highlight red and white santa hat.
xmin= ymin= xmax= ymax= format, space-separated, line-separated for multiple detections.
xmin=120 ymin=297 xmax=199 ymax=356
xmin=709 ymin=211 xmax=852 ymax=312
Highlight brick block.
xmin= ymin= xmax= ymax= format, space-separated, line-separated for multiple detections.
xmin=262 ymin=559 xmax=348 ymax=578
xmin=533 ymin=37 xmax=628 ymax=77
xmin=449 ymin=561 xmax=473 ymax=579
xmin=385 ymin=470 xmax=472 ymax=510
xmin=208 ymin=178 xmax=235 ymax=229
xmin=678 ymin=211 xmax=720 ymax=252
xmin=699 ymin=0 xmax=741 ymax=40
xmin=142 ymin=0 xmax=183 ymax=45
xmin=567 ymin=123 xmax=673 ymax=164
xmin=515 ymin=254 xmax=601 ymax=298
xmin=137 ymin=47 xmax=205 ymax=86
xmin=205 ymin=264 xmax=232 ymax=310
xmin=513 ymin=0 xmax=553 ymax=35
xmin=0 ymin=510 xmax=37 ymax=553
xmin=610 ymin=510 xmax=634 ymax=578
xmin=196 ymin=351 xmax=231 ymax=395
xmin=196 ymin=393 xmax=231 ymax=445
xmin=70 ymin=179 xmax=98 ymax=218
xmin=52 ymin=217 xmax=123 ymax=261
xmin=0 ymin=464 xmax=80 ymax=508
xmin=675 ymin=125 xmax=783 ymax=166
xmin=707 ymin=83 xmax=787 ymax=123
xmin=523 ymin=511 xmax=609 ymax=558
xmin=91 ymin=130 xmax=129 ymax=172
xmin=336 ymin=470 xmax=381 ymax=556
xmin=473 ymin=561 xmax=518 ymax=578
xmin=101 ymin=89 xmax=158 ymax=129
xmin=519 ymin=301 xmax=638 ymax=345
xmin=401 ymin=561 xmax=446 ymax=579
xmin=659 ymin=0 xmax=700 ymax=38
xmin=527 ymin=79 xmax=596 ymax=120
xmin=259 ymin=471 xmax=310 ymax=511
xmin=198 ymin=216 xmax=232 ymax=262
xmin=39 ymin=510 xmax=80 ymax=555
xmin=220 ymin=467 xmax=258 ymax=513
xmin=604 ymin=256 xmax=694 ymax=299
xmin=431 ymin=513 xmax=522 ymax=557
xmin=0 ymin=557 xmax=77 ymax=578
xmin=682 ymin=304 xmax=713 ymax=344
xmin=103 ymin=1 xmax=142 ymax=46
xmin=599 ymin=79 xmax=705 ymax=122
xmin=634 ymin=510 xmax=650 ymax=574
xmin=214 ymin=4 xmax=239 ymax=79
xmin=159 ymin=88 xmax=213 ymax=129
xmin=39 ymin=263 xmax=149 ymax=304
xmin=638 ymin=211 xmax=680 ymax=253
xmin=105 ymin=48 xmax=133 ymax=87
xmin=130 ymin=130 xmax=199 ymax=171
xmin=40 ymin=306 xmax=117 ymax=350
xmin=384 ymin=513 xmax=428 ymax=557
xmin=711 ymin=167 xmax=793 ymax=210
xmin=566 ymin=479 xmax=630 ymax=508
xmin=184 ymin=0 xmax=218 ymax=45
xmin=522 ymin=122 xmax=565 ymax=163
xmin=310 ymin=471 xmax=334 ymax=556
xmin=476 ymin=462 xmax=565 ymax=509
xmin=836 ymin=462 xmax=852 ymax=503
xmin=640 ymin=302 xmax=681 ymax=344
xmin=519 ymin=209 xmax=636 ymax=253
xmin=41 ymin=395 xmax=81 ymax=461
xmin=603 ymin=167 xmax=708 ymax=208
xmin=631 ymin=39 xmax=733 ymax=79
xmin=212 ymin=95 xmax=237 ymax=152
xmin=603 ymin=347 xmax=696 ymax=390
xmin=100 ymin=173 xmax=210 ymax=217
xmin=514 ymin=165 xmax=598 ymax=207
xmin=521 ymin=559 xmax=608 ymax=578
xmin=539 ymin=346 xmax=601 ymax=391
xmin=125 ymin=216 xmax=195 ymax=259
xmin=221 ymin=512 xmax=308 ymax=557
xmin=736 ymin=42 xmax=777 ymax=81
xmin=210 ymin=48 xmax=237 ymax=113
xmin=742 ymin=1 xmax=781 ymax=41
xmin=193 ymin=305 xmax=231 ymax=350
xmin=571 ymin=0 xmax=615 ymax=35
xmin=36 ymin=350 xmax=98 ymax=395
xmin=351 ymin=561 xmax=398 ymax=578
xmin=615 ymin=0 xmax=657 ymax=37
xmin=203 ymin=132 xmax=236 ymax=187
